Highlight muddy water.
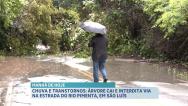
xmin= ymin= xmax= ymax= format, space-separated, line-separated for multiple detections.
xmin=0 ymin=56 xmax=89 ymax=105
xmin=108 ymin=60 xmax=188 ymax=83
xmin=82 ymin=58 xmax=188 ymax=105
xmin=0 ymin=56 xmax=88 ymax=87
xmin=82 ymin=59 xmax=188 ymax=83
xmin=0 ymin=56 xmax=188 ymax=106
xmin=0 ymin=56 xmax=187 ymax=84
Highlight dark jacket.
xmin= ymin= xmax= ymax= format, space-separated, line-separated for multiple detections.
xmin=88 ymin=33 xmax=108 ymax=62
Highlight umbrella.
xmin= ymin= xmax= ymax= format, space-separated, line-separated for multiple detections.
xmin=80 ymin=21 xmax=107 ymax=34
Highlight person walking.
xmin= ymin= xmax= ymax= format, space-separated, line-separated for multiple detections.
xmin=88 ymin=33 xmax=108 ymax=82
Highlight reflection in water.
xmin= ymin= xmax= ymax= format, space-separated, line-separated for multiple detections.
xmin=82 ymin=59 xmax=188 ymax=83
xmin=0 ymin=57 xmax=88 ymax=82
xmin=0 ymin=56 xmax=188 ymax=106
xmin=107 ymin=60 xmax=188 ymax=83
xmin=0 ymin=57 xmax=187 ymax=84
xmin=169 ymin=68 xmax=188 ymax=81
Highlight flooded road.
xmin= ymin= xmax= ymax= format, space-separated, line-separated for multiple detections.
xmin=0 ymin=56 xmax=188 ymax=106
xmin=82 ymin=58 xmax=188 ymax=83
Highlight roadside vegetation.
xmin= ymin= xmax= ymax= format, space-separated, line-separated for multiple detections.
xmin=0 ymin=0 xmax=188 ymax=65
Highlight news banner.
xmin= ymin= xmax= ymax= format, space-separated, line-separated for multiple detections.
xmin=31 ymin=82 xmax=159 ymax=99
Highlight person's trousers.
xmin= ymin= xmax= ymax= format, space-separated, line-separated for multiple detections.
xmin=92 ymin=59 xmax=107 ymax=82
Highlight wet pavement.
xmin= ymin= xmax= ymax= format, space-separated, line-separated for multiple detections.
xmin=0 ymin=56 xmax=188 ymax=106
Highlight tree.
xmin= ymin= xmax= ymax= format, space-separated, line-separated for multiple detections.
xmin=0 ymin=0 xmax=23 ymax=28
xmin=0 ymin=0 xmax=23 ymax=54
xmin=136 ymin=0 xmax=188 ymax=37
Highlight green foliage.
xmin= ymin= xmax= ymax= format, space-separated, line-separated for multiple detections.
xmin=0 ymin=0 xmax=23 ymax=54
xmin=6 ymin=34 xmax=38 ymax=55
xmin=83 ymin=0 xmax=96 ymax=9
xmin=54 ymin=8 xmax=80 ymax=51
xmin=137 ymin=0 xmax=188 ymax=37
xmin=72 ymin=29 xmax=92 ymax=58
xmin=0 ymin=0 xmax=187 ymax=62
xmin=0 ymin=0 xmax=23 ymax=28
xmin=11 ymin=0 xmax=61 ymax=55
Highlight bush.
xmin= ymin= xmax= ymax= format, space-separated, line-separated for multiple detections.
xmin=6 ymin=34 xmax=38 ymax=56
xmin=72 ymin=29 xmax=92 ymax=58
